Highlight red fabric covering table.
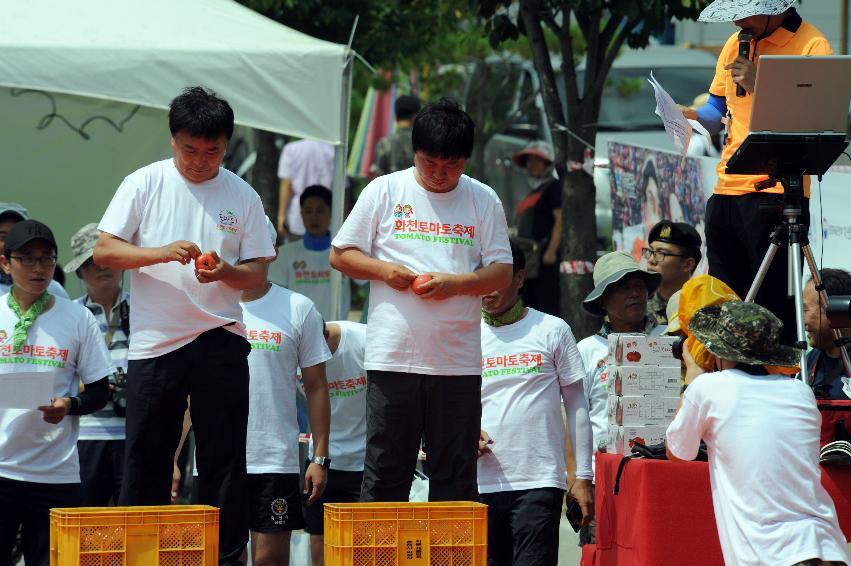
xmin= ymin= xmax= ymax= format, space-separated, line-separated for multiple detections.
xmin=594 ymin=452 xmax=851 ymax=566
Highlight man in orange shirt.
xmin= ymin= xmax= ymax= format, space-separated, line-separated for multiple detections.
xmin=683 ymin=0 xmax=831 ymax=343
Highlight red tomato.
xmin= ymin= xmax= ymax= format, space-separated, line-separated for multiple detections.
xmin=411 ymin=274 xmax=433 ymax=295
xmin=195 ymin=253 xmax=216 ymax=271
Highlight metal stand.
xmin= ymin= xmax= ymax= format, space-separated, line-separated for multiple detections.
xmin=745 ymin=173 xmax=851 ymax=381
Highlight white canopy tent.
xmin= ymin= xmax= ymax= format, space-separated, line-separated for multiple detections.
xmin=0 ymin=0 xmax=353 ymax=317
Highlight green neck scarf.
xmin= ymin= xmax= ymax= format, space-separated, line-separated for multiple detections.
xmin=482 ymin=299 xmax=525 ymax=327
xmin=7 ymin=291 xmax=50 ymax=351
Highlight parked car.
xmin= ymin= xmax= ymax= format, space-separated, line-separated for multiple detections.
xmin=480 ymin=44 xmax=717 ymax=248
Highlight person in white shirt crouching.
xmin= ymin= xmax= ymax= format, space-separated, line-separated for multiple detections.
xmin=667 ymin=300 xmax=850 ymax=566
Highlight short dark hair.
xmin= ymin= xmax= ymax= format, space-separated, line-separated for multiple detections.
xmin=395 ymin=95 xmax=421 ymax=121
xmin=300 ymin=185 xmax=332 ymax=208
xmin=168 ymin=86 xmax=234 ymax=140
xmin=510 ymin=240 xmax=526 ymax=273
xmin=820 ymin=268 xmax=851 ymax=298
xmin=411 ymin=97 xmax=474 ymax=160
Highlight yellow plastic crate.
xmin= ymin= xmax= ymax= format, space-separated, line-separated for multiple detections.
xmin=50 ymin=505 xmax=218 ymax=566
xmin=324 ymin=501 xmax=488 ymax=566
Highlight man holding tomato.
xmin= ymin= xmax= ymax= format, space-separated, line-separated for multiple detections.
xmin=94 ymin=87 xmax=275 ymax=566
xmin=330 ymin=98 xmax=513 ymax=502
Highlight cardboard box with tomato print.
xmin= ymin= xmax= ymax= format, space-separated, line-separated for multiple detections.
xmin=610 ymin=365 xmax=681 ymax=396
xmin=607 ymin=394 xmax=679 ymax=427
xmin=607 ymin=424 xmax=668 ymax=455
xmin=607 ymin=334 xmax=679 ymax=367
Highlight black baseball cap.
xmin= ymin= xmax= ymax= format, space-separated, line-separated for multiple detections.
xmin=4 ymin=219 xmax=58 ymax=254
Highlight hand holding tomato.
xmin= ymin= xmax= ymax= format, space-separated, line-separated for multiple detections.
xmin=158 ymin=240 xmax=201 ymax=265
xmin=411 ymin=274 xmax=433 ymax=295
xmin=413 ymin=272 xmax=460 ymax=300
xmin=381 ymin=262 xmax=417 ymax=291
xmin=195 ymin=253 xmax=216 ymax=271
xmin=194 ymin=251 xmax=229 ymax=284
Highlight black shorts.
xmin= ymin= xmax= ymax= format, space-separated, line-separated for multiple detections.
xmin=247 ymin=473 xmax=305 ymax=533
xmin=303 ymin=469 xmax=363 ymax=535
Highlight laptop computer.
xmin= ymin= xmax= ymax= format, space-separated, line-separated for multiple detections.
xmin=749 ymin=55 xmax=851 ymax=136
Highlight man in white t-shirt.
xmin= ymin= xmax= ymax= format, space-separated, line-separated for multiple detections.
xmin=269 ymin=185 xmax=351 ymax=320
xmin=94 ymin=87 xmax=275 ymax=566
xmin=0 ymin=202 xmax=69 ymax=299
xmin=239 ymin=220 xmax=331 ymax=566
xmin=66 ymin=223 xmax=131 ymax=507
xmin=478 ymin=243 xmax=593 ymax=565
xmin=0 ymin=220 xmax=112 ymax=566
xmin=667 ymin=300 xmax=851 ymax=566
xmin=276 ymin=139 xmax=334 ymax=238
xmin=303 ymin=320 xmax=367 ymax=566
xmin=331 ymin=98 xmax=513 ymax=502
xmin=575 ymin=251 xmax=662 ymax=546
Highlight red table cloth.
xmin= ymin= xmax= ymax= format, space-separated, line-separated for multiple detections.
xmin=594 ymin=452 xmax=851 ymax=566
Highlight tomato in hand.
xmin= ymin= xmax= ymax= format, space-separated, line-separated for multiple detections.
xmin=195 ymin=252 xmax=216 ymax=271
xmin=411 ymin=274 xmax=433 ymax=295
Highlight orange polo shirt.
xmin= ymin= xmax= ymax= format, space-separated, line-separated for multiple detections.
xmin=710 ymin=13 xmax=832 ymax=196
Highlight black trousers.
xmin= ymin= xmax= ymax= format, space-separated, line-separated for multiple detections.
xmin=361 ymin=371 xmax=481 ymax=502
xmin=119 ymin=326 xmax=251 ymax=565
xmin=78 ymin=439 xmax=125 ymax=506
xmin=0 ymin=477 xmax=80 ymax=566
xmin=480 ymin=487 xmax=564 ymax=566
xmin=705 ymin=193 xmax=810 ymax=345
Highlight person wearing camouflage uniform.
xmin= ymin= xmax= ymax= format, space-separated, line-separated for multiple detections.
xmin=667 ymin=300 xmax=850 ymax=566
xmin=643 ymin=220 xmax=702 ymax=326
xmin=369 ymin=94 xmax=421 ymax=177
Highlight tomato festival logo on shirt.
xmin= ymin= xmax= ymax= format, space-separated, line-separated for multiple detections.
xmin=246 ymin=328 xmax=283 ymax=352
xmin=328 ymin=375 xmax=367 ymax=398
xmin=393 ymin=203 xmax=414 ymax=219
xmin=393 ymin=218 xmax=477 ymax=247
xmin=216 ymin=209 xmax=239 ymax=234
xmin=0 ymin=342 xmax=69 ymax=368
xmin=0 ymin=329 xmax=7 ymax=345
xmin=294 ymin=269 xmax=331 ymax=285
xmin=481 ymin=352 xmax=543 ymax=378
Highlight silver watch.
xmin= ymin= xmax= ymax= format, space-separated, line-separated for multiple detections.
xmin=311 ymin=455 xmax=331 ymax=468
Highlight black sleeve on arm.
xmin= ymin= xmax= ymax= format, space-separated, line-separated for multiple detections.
xmin=546 ymin=179 xmax=562 ymax=209
xmin=69 ymin=377 xmax=110 ymax=415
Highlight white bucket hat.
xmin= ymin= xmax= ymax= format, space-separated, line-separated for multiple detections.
xmin=698 ymin=0 xmax=794 ymax=22
xmin=582 ymin=251 xmax=661 ymax=316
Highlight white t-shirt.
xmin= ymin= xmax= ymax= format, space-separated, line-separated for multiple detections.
xmin=268 ymin=241 xmax=350 ymax=321
xmin=0 ymin=295 xmax=112 ymax=483
xmin=243 ymin=284 xmax=331 ymax=474
xmin=332 ymin=168 xmax=512 ymax=375
xmin=478 ymin=309 xmax=585 ymax=493
xmin=667 ymin=369 xmax=851 ymax=566
xmin=577 ymin=334 xmax=610 ymax=453
xmin=98 ymin=159 xmax=275 ymax=360
xmin=0 ymin=280 xmax=68 ymax=299
xmin=277 ymin=139 xmax=334 ymax=236
xmin=308 ymin=321 xmax=367 ymax=472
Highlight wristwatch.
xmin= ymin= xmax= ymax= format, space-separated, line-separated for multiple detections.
xmin=311 ymin=455 xmax=331 ymax=468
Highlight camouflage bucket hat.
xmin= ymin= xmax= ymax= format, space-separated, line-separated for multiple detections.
xmin=689 ymin=301 xmax=801 ymax=367
xmin=64 ymin=223 xmax=100 ymax=273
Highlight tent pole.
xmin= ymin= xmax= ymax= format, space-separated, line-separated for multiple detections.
xmin=329 ymin=52 xmax=354 ymax=322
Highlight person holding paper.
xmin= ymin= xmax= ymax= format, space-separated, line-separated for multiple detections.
xmin=682 ymin=0 xmax=831 ymax=343
xmin=0 ymin=220 xmax=112 ymax=566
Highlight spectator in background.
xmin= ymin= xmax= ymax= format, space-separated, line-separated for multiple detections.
xmin=804 ymin=268 xmax=851 ymax=400
xmin=276 ymin=139 xmax=334 ymax=238
xmin=66 ymin=223 xmax=131 ymax=506
xmin=0 ymin=220 xmax=112 ymax=566
xmin=303 ymin=320 xmax=368 ymax=566
xmin=0 ymin=203 xmax=69 ymax=299
xmin=370 ymin=94 xmax=422 ymax=177
xmin=644 ymin=220 xmax=703 ymax=325
xmin=512 ymin=141 xmax=562 ymax=317
xmin=269 ymin=185 xmax=352 ymax=320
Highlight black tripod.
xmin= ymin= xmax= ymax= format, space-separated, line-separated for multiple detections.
xmin=727 ymin=132 xmax=850 ymax=380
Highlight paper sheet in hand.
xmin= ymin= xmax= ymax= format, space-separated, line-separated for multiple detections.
xmin=648 ymin=71 xmax=712 ymax=161
xmin=0 ymin=371 xmax=54 ymax=409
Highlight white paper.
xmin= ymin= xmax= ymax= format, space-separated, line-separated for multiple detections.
xmin=0 ymin=371 xmax=54 ymax=409
xmin=647 ymin=71 xmax=713 ymax=164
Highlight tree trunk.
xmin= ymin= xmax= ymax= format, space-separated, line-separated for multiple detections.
xmin=253 ymin=129 xmax=280 ymax=219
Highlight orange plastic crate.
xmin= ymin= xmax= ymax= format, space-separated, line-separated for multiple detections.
xmin=324 ymin=501 xmax=488 ymax=566
xmin=50 ymin=505 xmax=218 ymax=566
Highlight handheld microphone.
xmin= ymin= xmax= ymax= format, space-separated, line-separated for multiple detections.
xmin=736 ymin=31 xmax=752 ymax=97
